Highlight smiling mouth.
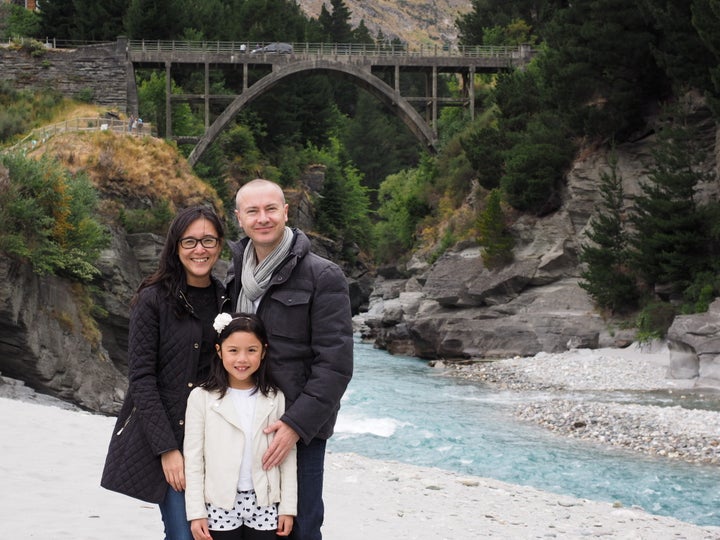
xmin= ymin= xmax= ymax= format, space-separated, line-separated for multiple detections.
xmin=191 ymin=257 xmax=210 ymax=263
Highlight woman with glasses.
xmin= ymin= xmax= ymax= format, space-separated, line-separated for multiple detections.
xmin=102 ymin=205 xmax=230 ymax=540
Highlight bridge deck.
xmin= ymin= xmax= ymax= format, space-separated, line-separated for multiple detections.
xmin=127 ymin=40 xmax=533 ymax=70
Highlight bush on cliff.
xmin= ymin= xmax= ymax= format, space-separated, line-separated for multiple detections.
xmin=0 ymin=153 xmax=108 ymax=282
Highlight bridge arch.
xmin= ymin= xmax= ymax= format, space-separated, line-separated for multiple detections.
xmin=187 ymin=59 xmax=438 ymax=166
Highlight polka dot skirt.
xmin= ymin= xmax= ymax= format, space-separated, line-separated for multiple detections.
xmin=207 ymin=489 xmax=278 ymax=532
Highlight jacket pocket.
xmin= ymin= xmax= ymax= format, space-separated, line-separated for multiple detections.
xmin=266 ymin=289 xmax=311 ymax=340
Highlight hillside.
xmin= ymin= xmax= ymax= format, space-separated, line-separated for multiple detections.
xmin=297 ymin=0 xmax=472 ymax=48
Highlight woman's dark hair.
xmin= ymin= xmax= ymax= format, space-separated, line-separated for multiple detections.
xmin=204 ymin=312 xmax=277 ymax=398
xmin=133 ymin=205 xmax=224 ymax=310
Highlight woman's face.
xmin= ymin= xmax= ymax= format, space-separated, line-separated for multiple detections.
xmin=177 ymin=217 xmax=221 ymax=287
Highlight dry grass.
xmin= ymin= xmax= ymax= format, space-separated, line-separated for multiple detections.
xmin=29 ymin=130 xmax=224 ymax=220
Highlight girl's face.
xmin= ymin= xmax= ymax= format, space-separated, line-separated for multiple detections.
xmin=177 ymin=217 xmax=221 ymax=287
xmin=216 ymin=330 xmax=265 ymax=390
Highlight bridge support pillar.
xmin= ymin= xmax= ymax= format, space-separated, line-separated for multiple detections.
xmin=165 ymin=62 xmax=172 ymax=138
xmin=469 ymin=66 xmax=475 ymax=121
xmin=205 ymin=62 xmax=210 ymax=130
xmin=432 ymin=65 xmax=438 ymax=134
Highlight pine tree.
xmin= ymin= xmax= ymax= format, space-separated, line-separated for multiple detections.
xmin=477 ymin=189 xmax=514 ymax=268
xmin=629 ymin=105 xmax=711 ymax=296
xmin=579 ymin=154 xmax=638 ymax=313
xmin=318 ymin=0 xmax=353 ymax=43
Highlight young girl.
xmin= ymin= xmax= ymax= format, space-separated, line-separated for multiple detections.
xmin=184 ymin=312 xmax=297 ymax=540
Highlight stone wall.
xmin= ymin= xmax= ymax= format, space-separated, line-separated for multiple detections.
xmin=0 ymin=40 xmax=128 ymax=112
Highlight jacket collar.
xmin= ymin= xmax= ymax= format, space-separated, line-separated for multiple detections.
xmin=211 ymin=389 xmax=276 ymax=436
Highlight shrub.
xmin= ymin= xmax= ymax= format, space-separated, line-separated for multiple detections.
xmin=0 ymin=153 xmax=108 ymax=282
xmin=636 ymin=301 xmax=676 ymax=342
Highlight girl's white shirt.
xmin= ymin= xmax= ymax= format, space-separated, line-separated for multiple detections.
xmin=228 ymin=387 xmax=257 ymax=491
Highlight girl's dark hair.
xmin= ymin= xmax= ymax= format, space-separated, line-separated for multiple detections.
xmin=133 ymin=205 xmax=224 ymax=312
xmin=204 ymin=312 xmax=277 ymax=398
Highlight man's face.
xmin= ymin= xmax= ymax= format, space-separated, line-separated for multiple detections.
xmin=235 ymin=183 xmax=289 ymax=256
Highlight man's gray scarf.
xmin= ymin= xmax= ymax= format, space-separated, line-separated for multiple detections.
xmin=236 ymin=227 xmax=294 ymax=313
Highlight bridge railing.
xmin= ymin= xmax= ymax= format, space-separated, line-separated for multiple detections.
xmin=127 ymin=40 xmax=532 ymax=59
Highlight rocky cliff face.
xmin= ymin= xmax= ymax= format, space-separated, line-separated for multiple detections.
xmin=297 ymin=0 xmax=471 ymax=48
xmin=355 ymin=97 xmax=720 ymax=373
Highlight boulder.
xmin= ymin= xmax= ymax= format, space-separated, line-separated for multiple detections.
xmin=667 ymin=299 xmax=720 ymax=386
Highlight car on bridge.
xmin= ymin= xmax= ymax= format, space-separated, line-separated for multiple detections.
xmin=250 ymin=42 xmax=293 ymax=54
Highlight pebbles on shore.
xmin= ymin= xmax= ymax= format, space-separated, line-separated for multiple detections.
xmin=441 ymin=344 xmax=720 ymax=465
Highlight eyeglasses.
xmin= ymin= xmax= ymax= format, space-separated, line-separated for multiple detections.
xmin=178 ymin=236 xmax=220 ymax=249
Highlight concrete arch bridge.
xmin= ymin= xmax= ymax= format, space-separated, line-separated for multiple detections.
xmin=126 ymin=40 xmax=533 ymax=166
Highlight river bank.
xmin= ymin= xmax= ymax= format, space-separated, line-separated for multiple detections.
xmin=440 ymin=342 xmax=720 ymax=466
xmin=1 ymin=381 xmax=719 ymax=539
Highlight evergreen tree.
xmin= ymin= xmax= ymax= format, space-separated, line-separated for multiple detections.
xmin=629 ymin=106 xmax=711 ymax=295
xmin=126 ymin=0 xmax=182 ymax=40
xmin=318 ymin=0 xmax=354 ymax=43
xmin=477 ymin=188 xmax=514 ymax=268
xmin=579 ymin=154 xmax=638 ymax=313
xmin=341 ymin=92 xmax=421 ymax=204
xmin=0 ymin=4 xmax=40 ymax=39
xmin=353 ymin=20 xmax=374 ymax=45
xmin=690 ymin=0 xmax=720 ymax=113
xmin=72 ymin=0 xmax=127 ymax=41
xmin=38 ymin=0 xmax=78 ymax=41
xmin=457 ymin=0 xmax=564 ymax=45
xmin=637 ymin=0 xmax=716 ymax=93
xmin=462 ymin=126 xmax=505 ymax=190
xmin=539 ymin=0 xmax=666 ymax=140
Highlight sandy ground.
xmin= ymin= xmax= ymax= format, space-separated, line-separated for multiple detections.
xmin=2 ymin=384 xmax=720 ymax=539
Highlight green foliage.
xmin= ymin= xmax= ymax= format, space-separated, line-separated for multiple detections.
xmin=539 ymin=0 xmax=667 ymax=140
xmin=635 ymin=301 xmax=676 ymax=341
xmin=477 ymin=189 xmax=514 ymax=268
xmin=340 ymin=92 xmax=421 ymax=203
xmin=579 ymin=154 xmax=639 ymax=313
xmin=691 ymin=0 xmax=720 ymax=114
xmin=428 ymin=228 xmax=457 ymax=265
xmin=483 ymin=18 xmax=537 ymax=46
xmin=0 ymin=4 xmax=41 ymax=39
xmin=0 ymin=153 xmax=109 ymax=282
xmin=462 ymin=125 xmax=505 ymax=190
xmin=318 ymin=0 xmax=354 ymax=43
xmin=637 ymin=0 xmax=716 ymax=94
xmin=137 ymin=71 xmax=201 ymax=138
xmin=500 ymin=115 xmax=575 ymax=215
xmin=456 ymin=0 xmax=564 ymax=45
xmin=76 ymin=88 xmax=95 ymax=103
xmin=629 ymin=105 xmax=711 ymax=294
xmin=126 ymin=0 xmax=182 ymax=40
xmin=373 ymin=164 xmax=432 ymax=263
xmin=304 ymin=139 xmax=373 ymax=254
xmin=681 ymin=271 xmax=720 ymax=314
xmin=492 ymin=68 xmax=543 ymax=133
xmin=119 ymin=200 xmax=173 ymax=235
xmin=0 ymin=83 xmax=66 ymax=147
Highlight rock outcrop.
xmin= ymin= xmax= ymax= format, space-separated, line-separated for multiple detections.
xmin=355 ymin=121 xmax=711 ymax=360
xmin=0 ymin=258 xmax=126 ymax=413
xmin=667 ymin=298 xmax=720 ymax=387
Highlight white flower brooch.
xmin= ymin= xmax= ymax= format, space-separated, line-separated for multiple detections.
xmin=213 ymin=312 xmax=233 ymax=334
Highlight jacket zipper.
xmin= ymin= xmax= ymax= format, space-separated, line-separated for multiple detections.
xmin=116 ymin=406 xmax=136 ymax=435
